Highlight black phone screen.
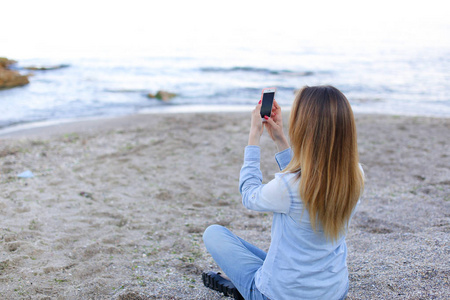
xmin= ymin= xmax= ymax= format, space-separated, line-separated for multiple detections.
xmin=260 ymin=92 xmax=275 ymax=118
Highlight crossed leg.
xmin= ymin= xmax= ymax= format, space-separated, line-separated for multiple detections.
xmin=203 ymin=224 xmax=269 ymax=300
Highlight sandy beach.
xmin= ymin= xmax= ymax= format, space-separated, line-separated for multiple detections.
xmin=0 ymin=112 xmax=448 ymax=299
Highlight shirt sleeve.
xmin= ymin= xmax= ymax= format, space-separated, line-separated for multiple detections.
xmin=239 ymin=146 xmax=291 ymax=213
xmin=275 ymin=147 xmax=292 ymax=171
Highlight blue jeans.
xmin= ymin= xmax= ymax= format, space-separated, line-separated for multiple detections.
xmin=203 ymin=225 xmax=269 ymax=300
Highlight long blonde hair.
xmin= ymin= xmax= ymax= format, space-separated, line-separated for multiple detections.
xmin=284 ymin=85 xmax=364 ymax=241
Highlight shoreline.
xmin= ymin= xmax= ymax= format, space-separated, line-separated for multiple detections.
xmin=1 ymin=105 xmax=449 ymax=139
xmin=0 ymin=111 xmax=449 ymax=299
xmin=0 ymin=105 xmax=258 ymax=138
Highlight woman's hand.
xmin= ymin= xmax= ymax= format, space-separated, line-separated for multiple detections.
xmin=264 ymin=100 xmax=290 ymax=151
xmin=248 ymin=100 xmax=264 ymax=146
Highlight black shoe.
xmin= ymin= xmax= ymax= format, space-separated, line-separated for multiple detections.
xmin=202 ymin=271 xmax=244 ymax=300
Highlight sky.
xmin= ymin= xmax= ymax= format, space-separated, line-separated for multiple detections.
xmin=1 ymin=0 xmax=449 ymax=58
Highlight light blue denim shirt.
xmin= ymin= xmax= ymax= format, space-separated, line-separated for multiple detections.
xmin=239 ymin=145 xmax=353 ymax=300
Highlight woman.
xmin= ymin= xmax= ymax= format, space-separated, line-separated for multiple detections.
xmin=202 ymin=85 xmax=364 ymax=300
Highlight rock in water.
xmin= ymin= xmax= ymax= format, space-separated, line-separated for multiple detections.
xmin=0 ymin=57 xmax=30 ymax=89
xmin=0 ymin=57 xmax=17 ymax=68
xmin=24 ymin=64 xmax=70 ymax=71
xmin=147 ymin=90 xmax=177 ymax=102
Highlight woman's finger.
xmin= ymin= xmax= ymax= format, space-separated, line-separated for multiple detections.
xmin=273 ymin=99 xmax=280 ymax=110
xmin=264 ymin=116 xmax=277 ymax=128
xmin=272 ymin=100 xmax=278 ymax=109
xmin=256 ymin=100 xmax=262 ymax=110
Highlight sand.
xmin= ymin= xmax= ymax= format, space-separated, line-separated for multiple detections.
xmin=0 ymin=112 xmax=449 ymax=299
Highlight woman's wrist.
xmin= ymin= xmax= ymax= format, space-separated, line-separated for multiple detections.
xmin=275 ymin=136 xmax=289 ymax=152
xmin=248 ymin=130 xmax=261 ymax=145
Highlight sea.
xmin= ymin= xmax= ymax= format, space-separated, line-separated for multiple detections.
xmin=1 ymin=34 xmax=449 ymax=130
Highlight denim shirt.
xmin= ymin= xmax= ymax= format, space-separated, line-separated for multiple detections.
xmin=239 ymin=146 xmax=351 ymax=300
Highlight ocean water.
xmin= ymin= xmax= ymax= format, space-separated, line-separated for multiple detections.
xmin=1 ymin=40 xmax=449 ymax=129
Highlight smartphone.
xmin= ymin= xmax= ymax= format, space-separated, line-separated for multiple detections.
xmin=260 ymin=87 xmax=276 ymax=120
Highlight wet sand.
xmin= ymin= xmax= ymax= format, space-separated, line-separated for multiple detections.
xmin=0 ymin=112 xmax=449 ymax=299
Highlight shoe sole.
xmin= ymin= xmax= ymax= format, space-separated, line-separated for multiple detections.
xmin=202 ymin=272 xmax=244 ymax=299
